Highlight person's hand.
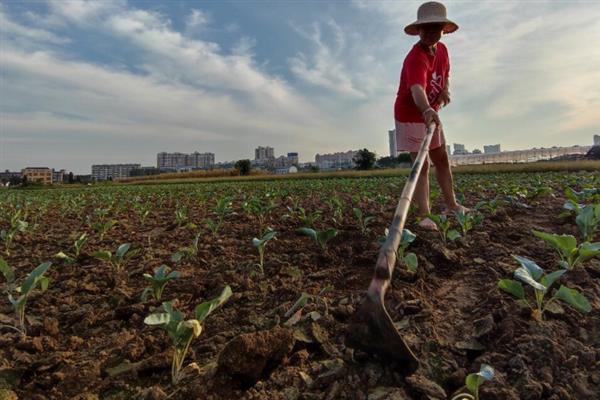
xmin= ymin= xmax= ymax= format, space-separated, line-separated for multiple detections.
xmin=438 ymin=87 xmax=450 ymax=107
xmin=422 ymin=107 xmax=442 ymax=128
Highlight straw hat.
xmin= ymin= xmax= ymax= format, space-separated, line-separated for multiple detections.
xmin=404 ymin=2 xmax=459 ymax=35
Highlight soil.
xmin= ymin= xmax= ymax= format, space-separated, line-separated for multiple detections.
xmin=0 ymin=172 xmax=598 ymax=400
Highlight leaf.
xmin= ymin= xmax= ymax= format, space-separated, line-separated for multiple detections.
xmin=540 ymin=270 xmax=566 ymax=290
xmin=0 ymin=258 xmax=14 ymax=284
xmin=512 ymin=255 xmax=544 ymax=281
xmin=298 ymin=228 xmax=317 ymax=241
xmin=498 ymin=279 xmax=525 ymax=299
xmin=20 ymin=262 xmax=52 ymax=295
xmin=92 ymin=250 xmax=112 ymax=262
xmin=532 ymin=230 xmax=577 ymax=258
xmin=578 ymin=242 xmax=600 ymax=261
xmin=466 ymin=364 xmax=494 ymax=395
xmin=554 ymin=285 xmax=591 ymax=313
xmin=144 ymin=312 xmax=170 ymax=325
xmin=166 ymin=271 xmax=181 ymax=280
xmin=403 ymin=253 xmax=418 ymax=273
xmin=514 ymin=267 xmax=547 ymax=292
xmin=39 ymin=276 xmax=49 ymax=292
xmin=170 ymin=252 xmax=185 ymax=263
xmin=194 ymin=286 xmax=233 ymax=323
xmin=400 ymin=229 xmax=416 ymax=248
xmin=447 ymin=229 xmax=461 ymax=241
xmin=116 ymin=243 xmax=131 ymax=258
xmin=285 ymin=292 xmax=310 ymax=318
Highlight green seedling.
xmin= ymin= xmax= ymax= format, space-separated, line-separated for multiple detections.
xmin=456 ymin=209 xmax=483 ymax=237
xmin=243 ymin=197 xmax=277 ymax=235
xmin=532 ymin=230 xmax=600 ymax=270
xmin=4 ymin=262 xmax=52 ymax=335
xmin=171 ymin=232 xmax=201 ymax=263
xmin=144 ymin=286 xmax=232 ymax=385
xmin=252 ymin=229 xmax=277 ymax=273
xmin=498 ymin=255 xmax=591 ymax=321
xmin=378 ymin=228 xmax=418 ymax=273
xmin=353 ymin=207 xmax=374 ymax=236
xmin=428 ymin=214 xmax=460 ymax=244
xmin=1 ymin=210 xmax=29 ymax=255
xmin=576 ymin=203 xmax=600 ymax=242
xmin=93 ymin=243 xmax=139 ymax=272
xmin=93 ymin=219 xmax=118 ymax=241
xmin=0 ymin=257 xmax=15 ymax=294
xmin=55 ymin=233 xmax=88 ymax=264
xmin=174 ymin=207 xmax=188 ymax=227
xmin=298 ymin=227 xmax=337 ymax=250
xmin=465 ymin=364 xmax=494 ymax=400
xmin=325 ymin=196 xmax=344 ymax=225
xmin=297 ymin=207 xmax=322 ymax=229
xmin=133 ymin=201 xmax=152 ymax=225
xmin=204 ymin=197 xmax=234 ymax=236
xmin=475 ymin=197 xmax=506 ymax=215
xmin=141 ymin=265 xmax=181 ymax=302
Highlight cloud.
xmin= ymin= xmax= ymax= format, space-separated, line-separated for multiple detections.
xmin=0 ymin=5 xmax=69 ymax=45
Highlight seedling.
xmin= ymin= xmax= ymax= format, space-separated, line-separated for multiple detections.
xmin=243 ymin=197 xmax=277 ymax=235
xmin=475 ymin=197 xmax=506 ymax=215
xmin=252 ymin=229 xmax=277 ymax=273
xmin=353 ymin=207 xmax=374 ymax=236
xmin=93 ymin=219 xmax=118 ymax=241
xmin=141 ymin=265 xmax=181 ymax=302
xmin=4 ymin=262 xmax=52 ymax=335
xmin=133 ymin=201 xmax=152 ymax=225
xmin=174 ymin=207 xmax=188 ymax=227
xmin=0 ymin=257 xmax=15 ymax=294
xmin=298 ymin=227 xmax=338 ymax=251
xmin=465 ymin=364 xmax=494 ymax=400
xmin=576 ymin=203 xmax=600 ymax=242
xmin=498 ymin=255 xmax=591 ymax=321
xmin=55 ymin=233 xmax=88 ymax=264
xmin=93 ymin=243 xmax=139 ymax=272
xmin=428 ymin=214 xmax=460 ymax=244
xmin=144 ymin=286 xmax=232 ymax=385
xmin=379 ymin=228 xmax=418 ymax=273
xmin=297 ymin=207 xmax=322 ymax=229
xmin=171 ymin=232 xmax=201 ymax=263
xmin=532 ymin=230 xmax=600 ymax=269
xmin=1 ymin=210 xmax=29 ymax=255
xmin=204 ymin=197 xmax=234 ymax=236
xmin=456 ymin=209 xmax=483 ymax=237
xmin=325 ymin=196 xmax=344 ymax=225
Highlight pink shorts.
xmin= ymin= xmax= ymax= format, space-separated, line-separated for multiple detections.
xmin=395 ymin=121 xmax=446 ymax=153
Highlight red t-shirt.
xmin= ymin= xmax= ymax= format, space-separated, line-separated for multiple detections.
xmin=394 ymin=42 xmax=449 ymax=122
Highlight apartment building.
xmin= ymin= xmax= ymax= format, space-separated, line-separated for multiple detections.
xmin=22 ymin=167 xmax=53 ymax=185
xmin=156 ymin=152 xmax=215 ymax=170
xmin=91 ymin=164 xmax=141 ymax=181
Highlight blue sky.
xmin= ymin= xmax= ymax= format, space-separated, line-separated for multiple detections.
xmin=1 ymin=0 xmax=599 ymax=174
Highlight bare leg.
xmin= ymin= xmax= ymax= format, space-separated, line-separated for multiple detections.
xmin=410 ymin=152 xmax=430 ymax=215
xmin=429 ymin=146 xmax=459 ymax=210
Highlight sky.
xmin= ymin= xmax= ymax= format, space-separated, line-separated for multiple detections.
xmin=1 ymin=0 xmax=599 ymax=174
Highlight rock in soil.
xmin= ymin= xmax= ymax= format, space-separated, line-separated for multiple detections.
xmin=218 ymin=326 xmax=295 ymax=383
xmin=405 ymin=374 xmax=446 ymax=399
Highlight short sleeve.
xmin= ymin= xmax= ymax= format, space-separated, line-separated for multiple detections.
xmin=405 ymin=52 xmax=428 ymax=88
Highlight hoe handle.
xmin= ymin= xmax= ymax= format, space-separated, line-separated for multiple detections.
xmin=368 ymin=123 xmax=436 ymax=302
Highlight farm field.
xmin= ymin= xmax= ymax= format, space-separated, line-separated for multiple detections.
xmin=0 ymin=171 xmax=599 ymax=400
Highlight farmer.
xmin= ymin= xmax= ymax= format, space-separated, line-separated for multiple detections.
xmin=394 ymin=1 xmax=467 ymax=231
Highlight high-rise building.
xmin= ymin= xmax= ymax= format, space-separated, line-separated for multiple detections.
xmin=389 ymin=130 xmax=397 ymax=158
xmin=315 ymin=150 xmax=358 ymax=170
xmin=453 ymin=143 xmax=468 ymax=155
xmin=22 ymin=167 xmax=53 ymax=185
xmin=287 ymin=152 xmax=299 ymax=165
xmin=484 ymin=144 xmax=501 ymax=154
xmin=91 ymin=164 xmax=141 ymax=181
xmin=594 ymin=135 xmax=600 ymax=146
xmin=156 ymin=152 xmax=215 ymax=170
xmin=255 ymin=146 xmax=275 ymax=161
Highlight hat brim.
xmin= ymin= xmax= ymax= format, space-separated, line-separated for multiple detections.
xmin=404 ymin=19 xmax=459 ymax=36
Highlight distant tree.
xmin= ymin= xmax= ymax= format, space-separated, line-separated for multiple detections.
xmin=397 ymin=152 xmax=412 ymax=163
xmin=377 ymin=156 xmax=397 ymax=168
xmin=309 ymin=165 xmax=320 ymax=173
xmin=68 ymin=172 xmax=74 ymax=183
xmin=353 ymin=148 xmax=376 ymax=170
xmin=8 ymin=176 xmax=23 ymax=186
xmin=235 ymin=159 xmax=252 ymax=176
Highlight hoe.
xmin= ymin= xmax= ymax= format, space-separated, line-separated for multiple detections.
xmin=346 ymin=123 xmax=436 ymax=373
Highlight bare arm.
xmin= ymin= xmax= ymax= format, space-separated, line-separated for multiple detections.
xmin=410 ymin=84 xmax=441 ymax=127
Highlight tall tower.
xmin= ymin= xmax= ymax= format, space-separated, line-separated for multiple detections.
xmin=388 ymin=130 xmax=397 ymax=158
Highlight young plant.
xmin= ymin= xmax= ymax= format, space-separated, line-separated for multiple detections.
xmin=1 ymin=210 xmax=29 ymax=255
xmin=93 ymin=219 xmax=118 ymax=241
xmin=243 ymin=197 xmax=277 ymax=235
xmin=475 ymin=197 xmax=506 ymax=215
xmin=428 ymin=214 xmax=460 ymax=244
xmin=5 ymin=262 xmax=52 ymax=335
xmin=133 ymin=201 xmax=152 ymax=225
xmin=298 ymin=227 xmax=338 ymax=251
xmin=174 ymin=207 xmax=188 ymax=227
xmin=93 ymin=243 xmax=139 ymax=272
xmin=141 ymin=265 xmax=181 ymax=302
xmin=325 ymin=196 xmax=344 ymax=226
xmin=532 ymin=230 xmax=600 ymax=270
xmin=204 ymin=197 xmax=234 ymax=236
xmin=353 ymin=207 xmax=374 ymax=236
xmin=456 ymin=209 xmax=483 ymax=237
xmin=297 ymin=207 xmax=322 ymax=229
xmin=498 ymin=255 xmax=591 ymax=321
xmin=379 ymin=228 xmax=418 ymax=273
xmin=171 ymin=232 xmax=201 ymax=263
xmin=464 ymin=364 xmax=494 ymax=400
xmin=55 ymin=233 xmax=88 ymax=264
xmin=576 ymin=203 xmax=600 ymax=242
xmin=252 ymin=229 xmax=277 ymax=273
xmin=0 ymin=257 xmax=15 ymax=294
xmin=144 ymin=286 xmax=232 ymax=385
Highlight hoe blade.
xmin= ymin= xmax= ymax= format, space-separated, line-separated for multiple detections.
xmin=346 ymin=294 xmax=419 ymax=374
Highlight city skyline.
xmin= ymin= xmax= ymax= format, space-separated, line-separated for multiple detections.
xmin=1 ymin=1 xmax=599 ymax=174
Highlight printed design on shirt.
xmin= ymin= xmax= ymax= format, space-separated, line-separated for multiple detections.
xmin=427 ymin=71 xmax=444 ymax=105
